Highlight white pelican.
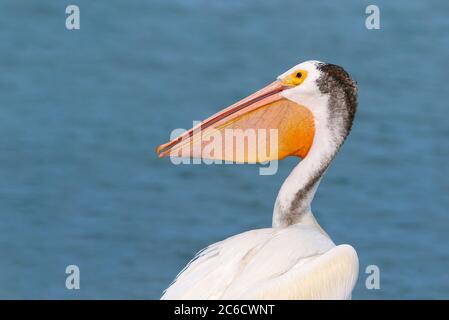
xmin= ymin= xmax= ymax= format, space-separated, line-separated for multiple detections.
xmin=156 ymin=61 xmax=359 ymax=299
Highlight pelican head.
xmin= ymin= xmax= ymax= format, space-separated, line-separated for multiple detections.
xmin=278 ymin=61 xmax=357 ymax=145
xmin=157 ymin=60 xmax=357 ymax=166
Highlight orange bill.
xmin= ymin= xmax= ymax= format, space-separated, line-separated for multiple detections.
xmin=156 ymin=80 xmax=315 ymax=163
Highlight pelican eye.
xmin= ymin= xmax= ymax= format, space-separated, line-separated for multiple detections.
xmin=281 ymin=69 xmax=307 ymax=86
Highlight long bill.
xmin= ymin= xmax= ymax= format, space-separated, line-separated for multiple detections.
xmin=156 ymin=80 xmax=315 ymax=163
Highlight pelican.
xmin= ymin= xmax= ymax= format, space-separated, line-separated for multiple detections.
xmin=156 ymin=60 xmax=359 ymax=299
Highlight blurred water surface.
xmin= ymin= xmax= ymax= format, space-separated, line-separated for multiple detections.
xmin=0 ymin=0 xmax=448 ymax=299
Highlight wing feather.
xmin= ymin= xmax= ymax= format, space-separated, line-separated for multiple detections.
xmin=161 ymin=225 xmax=358 ymax=300
xmin=237 ymin=244 xmax=359 ymax=300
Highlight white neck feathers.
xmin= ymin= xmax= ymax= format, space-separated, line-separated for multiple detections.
xmin=272 ymin=95 xmax=341 ymax=228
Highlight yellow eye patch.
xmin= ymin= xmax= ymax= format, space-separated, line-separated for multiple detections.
xmin=281 ymin=69 xmax=308 ymax=86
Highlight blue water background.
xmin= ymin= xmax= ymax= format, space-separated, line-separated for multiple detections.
xmin=0 ymin=0 xmax=448 ymax=298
